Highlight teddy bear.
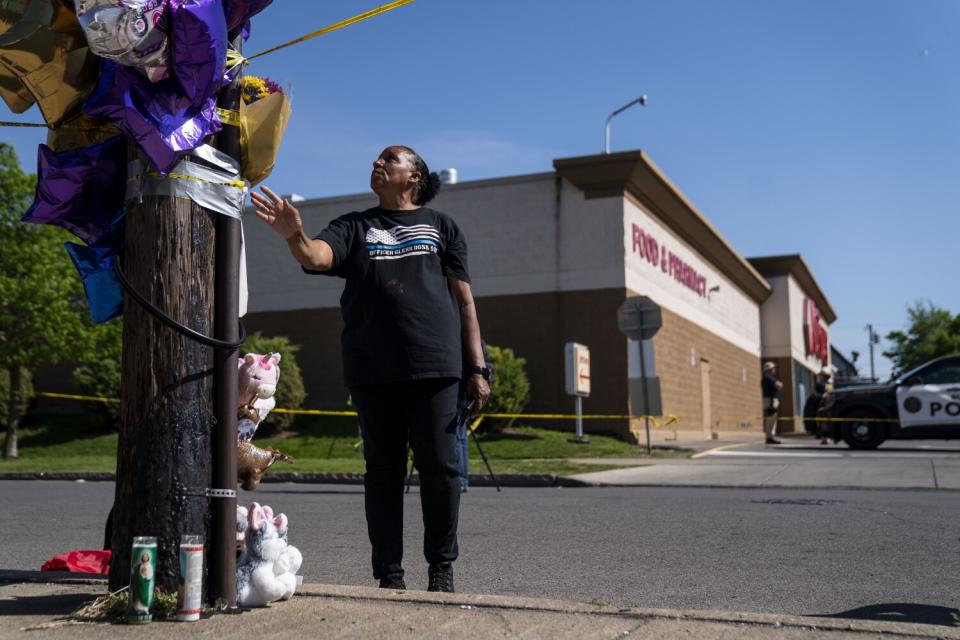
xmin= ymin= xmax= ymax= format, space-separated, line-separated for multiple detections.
xmin=236 ymin=502 xmax=297 ymax=607
xmin=237 ymin=352 xmax=282 ymax=442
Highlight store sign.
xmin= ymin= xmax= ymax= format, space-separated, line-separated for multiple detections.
xmin=564 ymin=342 xmax=591 ymax=397
xmin=803 ymin=298 xmax=829 ymax=365
xmin=630 ymin=223 xmax=707 ymax=298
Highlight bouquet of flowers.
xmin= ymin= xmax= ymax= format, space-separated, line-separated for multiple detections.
xmin=239 ymin=75 xmax=291 ymax=185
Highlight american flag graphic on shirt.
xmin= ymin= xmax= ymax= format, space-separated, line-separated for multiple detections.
xmin=365 ymin=225 xmax=440 ymax=260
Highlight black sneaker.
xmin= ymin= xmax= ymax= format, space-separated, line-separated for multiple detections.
xmin=765 ymin=438 xmax=781 ymax=445
xmin=378 ymin=575 xmax=406 ymax=590
xmin=427 ymin=563 xmax=455 ymax=592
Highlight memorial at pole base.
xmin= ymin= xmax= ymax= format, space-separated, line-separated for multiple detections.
xmin=4 ymin=0 xmax=415 ymax=621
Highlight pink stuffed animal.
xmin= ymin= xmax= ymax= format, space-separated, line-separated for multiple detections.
xmin=237 ymin=352 xmax=281 ymax=442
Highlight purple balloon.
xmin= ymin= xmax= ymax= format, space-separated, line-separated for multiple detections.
xmin=22 ymin=136 xmax=127 ymax=246
xmin=170 ymin=0 xmax=228 ymax=104
xmin=222 ymin=0 xmax=272 ymax=31
xmin=83 ymin=60 xmax=221 ymax=173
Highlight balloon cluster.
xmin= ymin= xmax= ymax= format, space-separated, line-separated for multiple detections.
xmin=1 ymin=0 xmax=273 ymax=324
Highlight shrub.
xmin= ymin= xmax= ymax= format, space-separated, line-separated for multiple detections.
xmin=240 ymin=332 xmax=307 ymax=434
xmin=485 ymin=345 xmax=530 ymax=431
xmin=73 ymin=320 xmax=123 ymax=428
xmin=0 ymin=367 xmax=33 ymax=428
xmin=71 ymin=324 xmax=307 ymax=434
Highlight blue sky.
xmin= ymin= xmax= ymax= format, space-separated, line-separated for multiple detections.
xmin=4 ymin=0 xmax=958 ymax=378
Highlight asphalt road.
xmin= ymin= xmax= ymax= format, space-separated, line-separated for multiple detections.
xmin=1 ymin=480 xmax=957 ymax=626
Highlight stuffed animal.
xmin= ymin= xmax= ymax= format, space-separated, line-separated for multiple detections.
xmin=236 ymin=505 xmax=249 ymax=552
xmin=273 ymin=521 xmax=303 ymax=601
xmin=237 ymin=352 xmax=282 ymax=442
xmin=236 ymin=503 xmax=297 ymax=607
xmin=237 ymin=441 xmax=294 ymax=491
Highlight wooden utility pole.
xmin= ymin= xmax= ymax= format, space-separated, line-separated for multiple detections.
xmin=110 ymin=193 xmax=215 ymax=592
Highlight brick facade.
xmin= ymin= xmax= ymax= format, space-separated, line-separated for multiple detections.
xmin=243 ymin=286 xmax=765 ymax=442
xmin=651 ymin=304 xmax=764 ymax=436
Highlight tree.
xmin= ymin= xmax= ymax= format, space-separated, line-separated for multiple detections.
xmin=884 ymin=301 xmax=960 ymax=376
xmin=0 ymin=143 xmax=93 ymax=459
xmin=73 ymin=319 xmax=123 ymax=428
xmin=484 ymin=345 xmax=531 ymax=431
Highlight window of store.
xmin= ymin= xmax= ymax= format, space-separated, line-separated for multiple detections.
xmin=794 ymin=363 xmax=813 ymax=416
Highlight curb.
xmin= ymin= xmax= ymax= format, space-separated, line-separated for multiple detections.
xmin=297 ymin=583 xmax=960 ymax=639
xmin=0 ymin=472 xmax=589 ymax=488
xmin=3 ymin=573 xmax=955 ymax=639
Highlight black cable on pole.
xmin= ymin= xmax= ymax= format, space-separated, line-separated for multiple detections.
xmin=114 ymin=259 xmax=246 ymax=350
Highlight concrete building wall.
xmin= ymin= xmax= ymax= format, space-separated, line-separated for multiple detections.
xmin=758 ymin=276 xmax=792 ymax=360
xmin=622 ymin=197 xmax=761 ymax=357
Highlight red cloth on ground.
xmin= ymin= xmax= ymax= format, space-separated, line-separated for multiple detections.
xmin=41 ymin=550 xmax=111 ymax=574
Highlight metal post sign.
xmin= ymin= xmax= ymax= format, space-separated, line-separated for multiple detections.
xmin=618 ymin=296 xmax=662 ymax=340
xmin=565 ymin=342 xmax=591 ymax=397
xmin=617 ymin=296 xmax=663 ymax=454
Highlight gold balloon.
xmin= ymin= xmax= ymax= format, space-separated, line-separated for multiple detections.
xmin=0 ymin=0 xmax=33 ymax=111
xmin=0 ymin=0 xmax=99 ymax=126
xmin=46 ymin=112 xmax=117 ymax=151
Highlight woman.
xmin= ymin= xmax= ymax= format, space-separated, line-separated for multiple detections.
xmin=252 ymin=145 xmax=490 ymax=593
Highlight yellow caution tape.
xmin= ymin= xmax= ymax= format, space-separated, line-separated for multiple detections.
xmin=271 ymin=408 xmax=358 ymax=417
xmin=246 ymin=0 xmax=415 ymax=62
xmin=37 ymin=391 xmax=897 ymax=426
xmin=0 ymin=121 xmax=48 ymax=128
xmin=0 ymin=120 xmax=115 ymax=131
xmin=468 ymin=415 xmax=485 ymax=434
xmin=128 ymin=171 xmax=247 ymax=190
xmin=38 ymin=392 xmax=119 ymax=404
xmin=216 ymin=107 xmax=241 ymax=126
xmin=226 ymin=48 xmax=247 ymax=70
xmin=161 ymin=171 xmax=246 ymax=190
xmin=480 ymin=412 xmax=633 ymax=420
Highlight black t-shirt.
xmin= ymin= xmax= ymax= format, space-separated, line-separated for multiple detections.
xmin=307 ymin=206 xmax=470 ymax=387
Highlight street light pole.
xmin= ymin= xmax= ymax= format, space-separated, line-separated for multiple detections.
xmin=865 ymin=324 xmax=879 ymax=382
xmin=604 ymin=95 xmax=647 ymax=154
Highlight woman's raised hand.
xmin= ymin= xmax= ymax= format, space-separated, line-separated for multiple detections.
xmin=251 ymin=185 xmax=303 ymax=240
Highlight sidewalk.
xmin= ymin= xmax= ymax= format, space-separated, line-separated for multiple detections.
xmin=566 ymin=432 xmax=960 ymax=490
xmin=2 ymin=575 xmax=957 ymax=640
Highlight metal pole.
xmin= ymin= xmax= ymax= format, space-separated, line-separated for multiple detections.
xmin=638 ymin=340 xmax=652 ymax=455
xmin=209 ymin=27 xmax=243 ymax=609
xmin=866 ymin=324 xmax=876 ymax=382
xmin=603 ymin=95 xmax=647 ymax=153
xmin=575 ymin=395 xmax=583 ymax=440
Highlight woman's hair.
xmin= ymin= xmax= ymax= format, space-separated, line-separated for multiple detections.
xmin=398 ymin=146 xmax=441 ymax=205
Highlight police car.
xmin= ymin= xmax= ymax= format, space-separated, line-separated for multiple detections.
xmin=816 ymin=354 xmax=960 ymax=449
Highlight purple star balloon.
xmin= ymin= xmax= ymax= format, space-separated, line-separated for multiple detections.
xmin=83 ymin=60 xmax=221 ymax=173
xmin=169 ymin=0 xmax=227 ymax=104
xmin=22 ymin=135 xmax=127 ymax=246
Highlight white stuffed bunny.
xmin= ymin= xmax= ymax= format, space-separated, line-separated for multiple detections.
xmin=273 ymin=518 xmax=303 ymax=600
xmin=236 ymin=505 xmax=249 ymax=551
xmin=236 ymin=503 xmax=296 ymax=607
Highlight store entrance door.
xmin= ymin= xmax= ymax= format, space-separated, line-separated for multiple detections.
xmin=700 ymin=359 xmax=712 ymax=434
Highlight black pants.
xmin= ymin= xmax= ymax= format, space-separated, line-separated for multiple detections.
xmin=351 ymin=377 xmax=461 ymax=580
